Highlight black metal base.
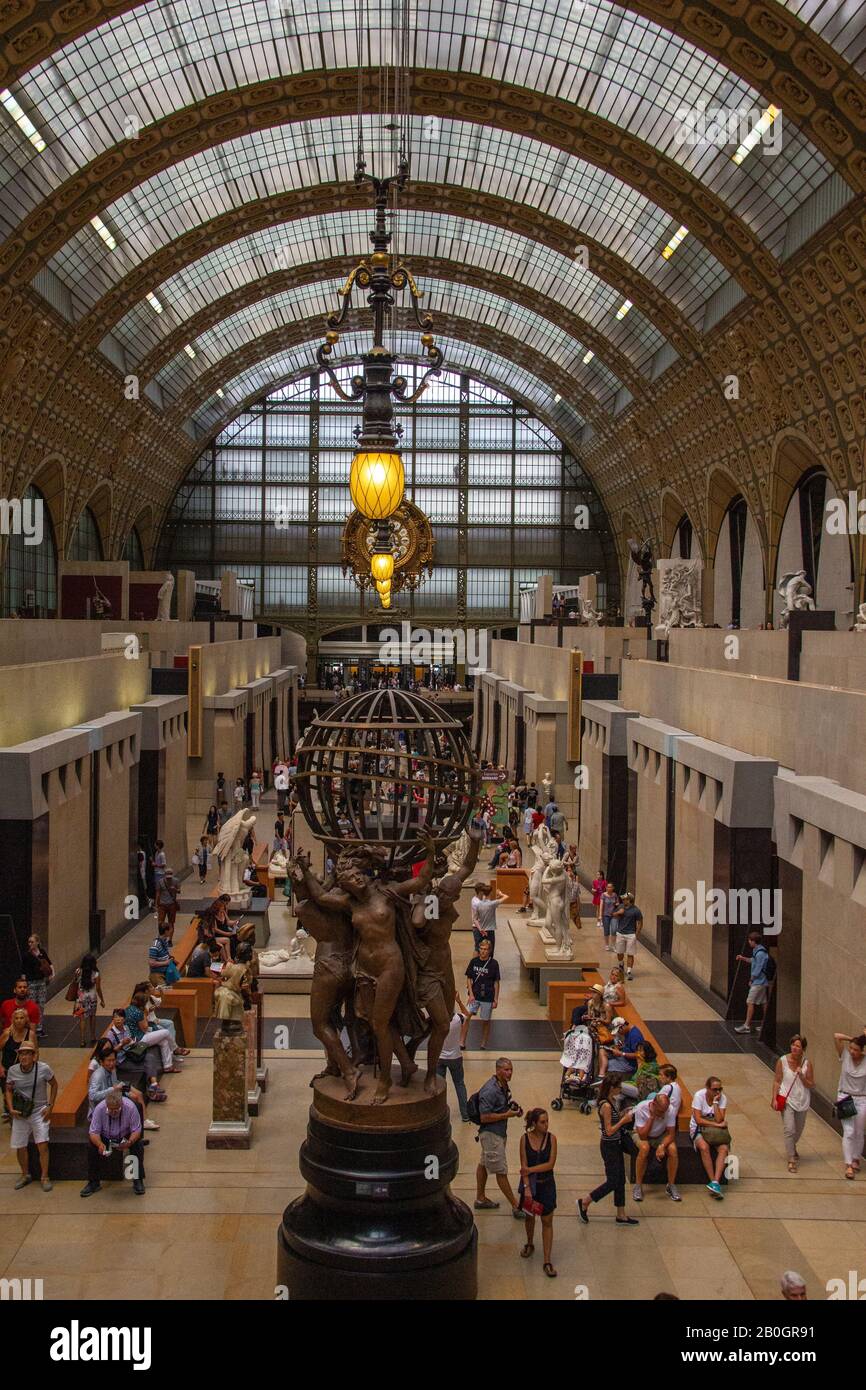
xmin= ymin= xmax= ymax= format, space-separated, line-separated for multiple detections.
xmin=277 ymin=1103 xmax=478 ymax=1300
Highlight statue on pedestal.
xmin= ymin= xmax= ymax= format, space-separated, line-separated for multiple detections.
xmin=291 ymin=834 xmax=438 ymax=1105
xmin=777 ymin=570 xmax=815 ymax=628
xmin=628 ymin=537 xmax=656 ymax=624
xmin=655 ymin=559 xmax=703 ymax=639
xmin=410 ymin=827 xmax=482 ymax=1092
xmin=526 ymin=823 xmax=554 ymax=926
xmin=156 ymin=573 xmax=175 ymax=621
xmin=213 ymin=956 xmax=252 ymax=1033
xmin=540 ymin=860 xmax=574 ymax=961
xmin=854 ymin=603 xmax=866 ymax=632
xmin=580 ymin=595 xmax=602 ymax=626
xmin=215 ymin=808 xmax=257 ymax=902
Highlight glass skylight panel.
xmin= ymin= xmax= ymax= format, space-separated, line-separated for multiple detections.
xmin=777 ymin=0 xmax=866 ymax=73
xmin=4 ymin=0 xmax=838 ymax=251
xmin=44 ymin=116 xmax=728 ymax=325
xmin=112 ymin=209 xmax=666 ymax=373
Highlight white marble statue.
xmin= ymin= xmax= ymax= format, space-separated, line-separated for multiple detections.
xmin=156 ymin=573 xmax=175 ymax=621
xmin=541 ymin=860 xmax=574 ymax=961
xmin=527 ymin=823 xmax=555 ymax=927
xmin=215 ymin=807 xmax=257 ymax=903
xmin=542 ymin=773 xmax=554 ymax=804
xmin=579 ymin=595 xmax=602 ymax=626
xmin=655 ymin=559 xmax=702 ymax=639
xmin=445 ymin=829 xmax=471 ymax=876
xmin=854 ymin=603 xmax=866 ymax=632
xmin=777 ymin=570 xmax=815 ymax=628
xmin=269 ymin=849 xmax=289 ymax=876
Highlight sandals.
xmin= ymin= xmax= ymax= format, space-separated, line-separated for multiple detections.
xmin=520 ymin=1243 xmax=534 ymax=1258
xmin=787 ymin=1160 xmax=798 ymax=1173
xmin=543 ymin=1263 xmax=557 ymax=1278
xmin=845 ymin=1165 xmax=856 ymax=1180
xmin=174 ymin=1048 xmax=191 ymax=1056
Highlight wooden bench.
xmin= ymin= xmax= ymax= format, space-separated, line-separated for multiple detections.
xmin=618 ymin=1002 xmax=693 ymax=1133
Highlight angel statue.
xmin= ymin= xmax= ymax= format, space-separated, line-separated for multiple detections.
xmin=777 ymin=570 xmax=815 ymax=628
xmin=215 ymin=807 xmax=257 ymax=900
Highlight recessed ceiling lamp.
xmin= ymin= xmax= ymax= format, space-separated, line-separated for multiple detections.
xmin=661 ymin=226 xmax=689 ymax=260
xmin=732 ymin=105 xmax=780 ymax=165
xmin=0 ymin=88 xmax=45 ymax=151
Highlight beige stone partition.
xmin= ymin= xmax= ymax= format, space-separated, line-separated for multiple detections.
xmin=131 ymin=695 xmax=189 ymax=877
xmin=479 ymin=673 xmax=502 ymax=763
xmin=773 ymin=771 xmax=866 ymax=1109
xmin=620 ymin=658 xmax=866 ymax=791
xmin=491 ymin=639 xmax=573 ymax=702
xmin=70 ymin=710 xmax=141 ymax=946
xmin=190 ymin=689 xmax=248 ymax=814
xmin=577 ymin=701 xmax=638 ymax=886
xmin=626 ymin=717 xmax=692 ymax=949
xmin=269 ymin=667 xmax=296 ymax=765
xmin=0 ymin=651 xmax=150 ymax=746
xmin=799 ymin=631 xmax=866 ymax=692
xmin=197 ymin=636 xmax=282 ymax=697
xmin=666 ymin=628 xmax=789 ymax=680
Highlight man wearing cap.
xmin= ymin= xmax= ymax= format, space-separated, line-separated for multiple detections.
xmin=612 ymin=892 xmax=643 ymax=980
xmin=598 ymin=1016 xmax=646 ymax=1080
xmin=4 ymin=1041 xmax=57 ymax=1192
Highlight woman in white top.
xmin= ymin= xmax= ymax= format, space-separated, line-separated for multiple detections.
xmin=601 ymin=966 xmax=627 ymax=1023
xmin=772 ymin=1034 xmax=813 ymax=1172
xmin=833 ymin=1031 xmax=866 ymax=1181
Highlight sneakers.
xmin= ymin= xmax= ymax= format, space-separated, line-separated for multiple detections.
xmin=512 ymin=1205 xmax=525 ymax=1219
xmin=632 ymin=1183 xmax=643 ymax=1202
xmin=626 ymin=969 xmax=633 ymax=980
xmin=14 ymin=1175 xmax=32 ymax=1190
xmin=733 ymin=1024 xmax=752 ymax=1034
xmin=473 ymin=1198 xmax=499 ymax=1210
xmin=41 ymin=1180 xmax=53 ymax=1192
xmin=706 ymin=1180 xmax=724 ymax=1199
xmin=80 ymin=1181 xmax=102 ymax=1198
xmin=666 ymin=1183 xmax=682 ymax=1202
xmin=143 ymin=1118 xmax=160 ymax=1131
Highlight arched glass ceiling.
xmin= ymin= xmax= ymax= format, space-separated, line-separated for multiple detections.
xmin=190 ymin=331 xmax=587 ymax=441
xmin=45 ymin=116 xmax=727 ymax=322
xmin=156 ymin=277 xmax=623 ymax=407
xmin=0 ymin=0 xmax=835 ymax=247
xmin=113 ymin=210 xmax=666 ymax=372
xmin=779 ymin=0 xmax=866 ymax=73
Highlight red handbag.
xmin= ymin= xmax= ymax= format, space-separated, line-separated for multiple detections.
xmin=773 ymin=1067 xmax=801 ymax=1112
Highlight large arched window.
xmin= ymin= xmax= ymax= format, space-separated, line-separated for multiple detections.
xmin=158 ymin=365 xmax=618 ymax=623
xmin=68 ymin=505 xmax=103 ymax=561
xmin=774 ymin=467 xmax=853 ymax=626
xmin=672 ymin=514 xmax=693 ymax=560
xmin=2 ymin=484 xmax=58 ymax=617
xmin=122 ymin=526 xmax=145 ymax=570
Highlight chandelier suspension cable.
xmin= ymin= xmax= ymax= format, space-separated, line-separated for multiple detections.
xmin=355 ymin=0 xmax=365 ymax=173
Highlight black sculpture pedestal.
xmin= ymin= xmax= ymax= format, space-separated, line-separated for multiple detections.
xmin=277 ymin=1071 xmax=477 ymax=1300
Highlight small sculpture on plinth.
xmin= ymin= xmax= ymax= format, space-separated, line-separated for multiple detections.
xmin=541 ymin=860 xmax=574 ymax=961
xmin=526 ymin=822 xmax=554 ymax=926
xmin=215 ymin=808 xmax=257 ymax=904
xmin=579 ymin=595 xmax=602 ymax=626
xmin=628 ymin=536 xmax=656 ymax=624
xmin=854 ymin=603 xmax=866 ymax=632
xmin=156 ymin=573 xmax=175 ymax=621
xmin=213 ymin=956 xmax=252 ymax=1034
xmin=777 ymin=570 xmax=815 ymax=628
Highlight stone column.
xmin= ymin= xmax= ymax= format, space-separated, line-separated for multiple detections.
xmin=244 ymin=1006 xmax=261 ymax=1115
xmin=206 ymin=1027 xmax=252 ymax=1148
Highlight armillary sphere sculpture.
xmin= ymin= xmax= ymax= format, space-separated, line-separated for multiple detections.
xmin=293 ymin=688 xmax=480 ymax=871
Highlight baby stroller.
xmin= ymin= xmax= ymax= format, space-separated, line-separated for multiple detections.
xmin=551 ymin=1024 xmax=600 ymax=1113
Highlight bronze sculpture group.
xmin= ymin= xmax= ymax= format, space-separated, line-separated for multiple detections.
xmin=290 ymin=827 xmax=482 ymax=1105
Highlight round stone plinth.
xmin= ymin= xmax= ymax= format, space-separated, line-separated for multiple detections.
xmin=277 ymin=1068 xmax=477 ymax=1300
xmin=311 ymin=1069 xmax=446 ymax=1131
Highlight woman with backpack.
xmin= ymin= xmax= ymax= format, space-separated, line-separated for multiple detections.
xmin=517 ymin=1108 xmax=558 ymax=1277
xmin=576 ymin=1074 xmax=639 ymax=1226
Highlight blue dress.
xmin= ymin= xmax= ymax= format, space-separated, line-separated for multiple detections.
xmin=518 ymin=1131 xmax=557 ymax=1215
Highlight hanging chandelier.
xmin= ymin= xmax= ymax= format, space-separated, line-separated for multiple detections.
xmin=314 ymin=80 xmax=443 ymax=608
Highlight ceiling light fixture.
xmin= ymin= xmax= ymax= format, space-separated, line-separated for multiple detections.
xmin=615 ymin=299 xmax=633 ymax=320
xmin=183 ymin=343 xmax=196 ymax=359
xmin=146 ymin=292 xmax=163 ymax=314
xmin=0 ymin=88 xmax=46 ymax=152
xmin=661 ymin=225 xmax=689 ymax=260
xmin=582 ymin=350 xmax=594 ymax=365
xmin=731 ymin=105 xmax=780 ymax=165
xmin=90 ymin=215 xmax=117 ymax=251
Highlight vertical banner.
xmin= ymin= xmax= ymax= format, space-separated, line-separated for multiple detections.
xmin=188 ymin=645 xmax=203 ymax=756
xmin=568 ymin=649 xmax=583 ymax=762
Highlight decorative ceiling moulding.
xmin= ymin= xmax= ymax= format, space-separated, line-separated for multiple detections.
xmin=166 ymin=309 xmax=610 ymax=434
xmin=0 ymin=69 xmax=782 ymax=295
xmin=1 ymin=0 xmax=864 ymax=185
xmin=136 ymin=257 xmax=645 ymax=394
xmin=77 ymin=183 xmax=698 ymax=355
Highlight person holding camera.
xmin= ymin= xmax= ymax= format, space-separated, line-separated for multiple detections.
xmin=518 ymin=1108 xmax=558 ymax=1277
xmin=576 ymin=1074 xmax=640 ymax=1225
xmin=4 ymin=1040 xmax=57 ymax=1191
xmin=474 ymin=1056 xmax=523 ymax=1215
xmin=81 ymin=1089 xmax=145 ymax=1197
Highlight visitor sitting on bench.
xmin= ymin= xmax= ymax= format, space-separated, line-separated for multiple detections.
xmin=126 ymin=990 xmax=181 ymax=1076
xmin=81 ymin=1091 xmax=145 ymax=1198
xmin=597 ymin=1017 xmax=645 ymax=1080
xmin=187 ymin=940 xmax=216 ymax=977
xmin=88 ymin=1039 xmax=157 ymax=1131
xmin=107 ymin=1008 xmax=166 ymax=1104
xmin=132 ymin=982 xmax=190 ymax=1057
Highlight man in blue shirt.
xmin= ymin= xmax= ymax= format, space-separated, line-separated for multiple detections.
xmin=599 ymin=1017 xmax=645 ymax=1079
xmin=148 ymin=922 xmax=174 ymax=986
xmin=734 ymin=931 xmax=770 ymax=1034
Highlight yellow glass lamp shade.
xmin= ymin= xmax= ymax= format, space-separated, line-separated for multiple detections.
xmin=349 ymin=450 xmax=404 ymax=519
xmin=375 ymin=578 xmax=391 ymax=596
xmin=370 ymin=551 xmax=395 ymax=582
xmin=380 ymin=593 xmax=391 ymax=609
